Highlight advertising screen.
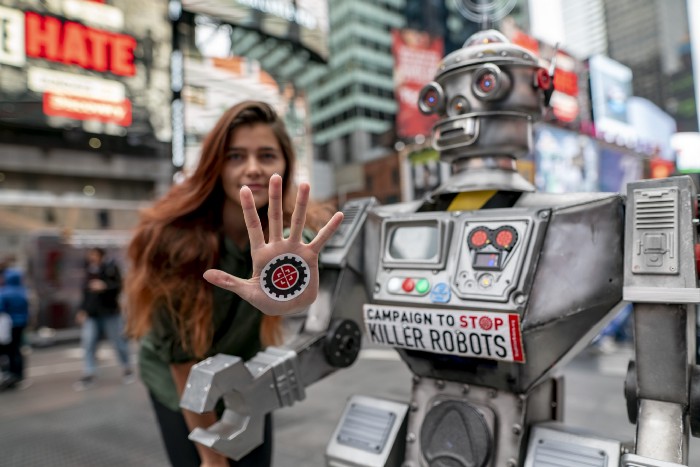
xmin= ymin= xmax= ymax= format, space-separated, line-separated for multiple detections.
xmin=671 ymin=132 xmax=700 ymax=173
xmin=392 ymin=28 xmax=443 ymax=139
xmin=0 ymin=0 xmax=172 ymax=144
xmin=182 ymin=0 xmax=330 ymax=62
xmin=598 ymin=146 xmax=642 ymax=193
xmin=534 ymin=125 xmax=599 ymax=193
xmin=589 ymin=55 xmax=636 ymax=145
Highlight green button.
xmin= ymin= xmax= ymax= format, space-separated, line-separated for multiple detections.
xmin=415 ymin=278 xmax=430 ymax=294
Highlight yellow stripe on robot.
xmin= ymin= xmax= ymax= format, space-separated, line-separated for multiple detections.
xmin=447 ymin=190 xmax=498 ymax=211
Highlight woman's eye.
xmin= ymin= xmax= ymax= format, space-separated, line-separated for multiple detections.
xmin=226 ymin=153 xmax=244 ymax=161
xmin=261 ymin=152 xmax=278 ymax=160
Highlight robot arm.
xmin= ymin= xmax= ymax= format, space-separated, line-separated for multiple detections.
xmin=180 ymin=197 xmax=378 ymax=460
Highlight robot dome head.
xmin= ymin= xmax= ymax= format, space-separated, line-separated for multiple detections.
xmin=418 ymin=29 xmax=552 ymax=164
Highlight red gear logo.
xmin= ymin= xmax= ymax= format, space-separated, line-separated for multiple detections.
xmin=261 ymin=254 xmax=309 ymax=301
xmin=272 ymin=264 xmax=299 ymax=290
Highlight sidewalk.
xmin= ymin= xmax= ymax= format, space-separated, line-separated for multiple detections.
xmin=27 ymin=326 xmax=82 ymax=348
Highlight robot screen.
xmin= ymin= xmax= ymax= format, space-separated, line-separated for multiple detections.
xmin=388 ymin=225 xmax=438 ymax=261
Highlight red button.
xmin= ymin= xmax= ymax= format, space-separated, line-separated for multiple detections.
xmin=402 ymin=278 xmax=415 ymax=292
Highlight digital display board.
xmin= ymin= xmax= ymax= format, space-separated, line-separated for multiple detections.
xmin=0 ymin=0 xmax=172 ymax=144
xmin=588 ymin=54 xmax=636 ymax=145
xmin=182 ymin=0 xmax=330 ymax=62
xmin=671 ymin=132 xmax=700 ymax=173
xmin=534 ymin=124 xmax=599 ymax=193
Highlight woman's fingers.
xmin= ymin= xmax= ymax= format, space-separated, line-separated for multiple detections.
xmin=309 ymin=211 xmax=344 ymax=254
xmin=288 ymin=182 xmax=310 ymax=243
xmin=203 ymin=269 xmax=252 ymax=301
xmin=240 ymin=186 xmax=265 ymax=250
xmin=267 ymin=174 xmax=284 ymax=243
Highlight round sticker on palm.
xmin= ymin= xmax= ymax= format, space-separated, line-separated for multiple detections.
xmin=261 ymin=253 xmax=310 ymax=301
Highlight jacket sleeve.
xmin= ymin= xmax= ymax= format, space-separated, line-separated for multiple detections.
xmin=102 ymin=261 xmax=123 ymax=293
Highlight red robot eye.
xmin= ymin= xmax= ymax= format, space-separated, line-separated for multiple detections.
xmin=418 ymin=82 xmax=445 ymax=115
xmin=472 ymin=64 xmax=510 ymax=101
xmin=477 ymin=73 xmax=497 ymax=93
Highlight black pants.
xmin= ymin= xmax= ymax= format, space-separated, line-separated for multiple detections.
xmin=149 ymin=392 xmax=273 ymax=467
xmin=0 ymin=326 xmax=25 ymax=380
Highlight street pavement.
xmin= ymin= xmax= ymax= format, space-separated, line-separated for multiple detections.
xmin=2 ymin=340 xmax=700 ymax=466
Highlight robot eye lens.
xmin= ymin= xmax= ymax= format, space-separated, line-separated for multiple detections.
xmin=478 ymin=73 xmax=497 ymax=93
xmin=418 ymin=82 xmax=445 ymax=115
xmin=424 ymin=89 xmax=438 ymax=106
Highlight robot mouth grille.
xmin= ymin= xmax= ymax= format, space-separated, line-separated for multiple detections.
xmin=434 ymin=117 xmax=479 ymax=151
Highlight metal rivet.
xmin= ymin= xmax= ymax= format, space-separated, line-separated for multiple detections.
xmin=406 ymin=433 xmax=416 ymax=443
xmin=512 ymin=424 xmax=522 ymax=435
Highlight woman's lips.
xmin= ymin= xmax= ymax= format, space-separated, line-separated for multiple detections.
xmin=244 ymin=184 xmax=266 ymax=192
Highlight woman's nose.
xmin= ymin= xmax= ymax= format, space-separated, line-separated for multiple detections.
xmin=243 ymin=156 xmax=262 ymax=175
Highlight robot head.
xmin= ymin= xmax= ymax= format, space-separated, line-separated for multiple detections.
xmin=418 ymin=30 xmax=552 ymax=164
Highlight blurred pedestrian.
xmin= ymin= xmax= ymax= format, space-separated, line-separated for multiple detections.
xmin=74 ymin=247 xmax=133 ymax=391
xmin=591 ymin=303 xmax=634 ymax=354
xmin=124 ymin=101 xmax=342 ymax=467
xmin=0 ymin=268 xmax=30 ymax=390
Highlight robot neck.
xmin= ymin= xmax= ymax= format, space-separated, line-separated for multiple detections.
xmin=453 ymin=155 xmax=519 ymax=172
xmin=433 ymin=155 xmax=535 ymax=196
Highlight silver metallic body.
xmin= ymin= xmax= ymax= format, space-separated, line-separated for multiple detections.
xmin=180 ymin=28 xmax=700 ymax=467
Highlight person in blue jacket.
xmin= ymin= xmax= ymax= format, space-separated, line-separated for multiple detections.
xmin=0 ymin=268 xmax=30 ymax=390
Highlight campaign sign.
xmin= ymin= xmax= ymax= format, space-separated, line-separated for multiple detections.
xmin=363 ymin=304 xmax=525 ymax=363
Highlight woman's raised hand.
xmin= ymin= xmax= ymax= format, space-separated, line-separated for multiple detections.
xmin=203 ymin=174 xmax=344 ymax=316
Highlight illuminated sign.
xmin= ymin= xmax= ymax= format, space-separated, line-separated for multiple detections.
xmin=589 ymin=54 xmax=636 ymax=145
xmin=671 ymin=132 xmax=700 ymax=173
xmin=0 ymin=0 xmax=172 ymax=145
xmin=392 ymin=29 xmax=443 ymax=139
xmin=0 ymin=5 xmax=24 ymax=67
xmin=508 ymin=27 xmax=582 ymax=125
xmin=25 ymin=12 xmax=136 ymax=76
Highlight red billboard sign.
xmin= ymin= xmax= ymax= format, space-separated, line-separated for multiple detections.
xmin=392 ymin=29 xmax=443 ymax=139
xmin=43 ymin=93 xmax=132 ymax=126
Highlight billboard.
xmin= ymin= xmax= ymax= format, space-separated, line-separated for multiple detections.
xmin=589 ymin=55 xmax=636 ymax=146
xmin=392 ymin=28 xmax=443 ymax=139
xmin=503 ymin=23 xmax=584 ymax=128
xmin=534 ymin=125 xmax=599 ymax=193
xmin=671 ymin=132 xmax=700 ymax=173
xmin=182 ymin=0 xmax=330 ymax=62
xmin=598 ymin=146 xmax=642 ymax=193
xmin=0 ymin=0 xmax=172 ymax=144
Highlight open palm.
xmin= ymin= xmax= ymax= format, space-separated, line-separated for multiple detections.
xmin=203 ymin=174 xmax=344 ymax=316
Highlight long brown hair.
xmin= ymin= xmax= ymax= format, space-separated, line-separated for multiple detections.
xmin=125 ymin=101 xmax=328 ymax=357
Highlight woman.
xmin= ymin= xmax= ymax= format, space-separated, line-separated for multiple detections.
xmin=125 ymin=101 xmax=343 ymax=467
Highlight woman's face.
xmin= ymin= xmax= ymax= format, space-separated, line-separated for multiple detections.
xmin=222 ymin=123 xmax=287 ymax=210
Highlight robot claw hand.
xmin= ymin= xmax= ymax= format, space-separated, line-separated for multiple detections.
xmin=180 ymin=347 xmax=304 ymax=460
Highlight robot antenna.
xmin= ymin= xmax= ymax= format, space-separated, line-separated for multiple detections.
xmin=453 ymin=0 xmax=517 ymax=28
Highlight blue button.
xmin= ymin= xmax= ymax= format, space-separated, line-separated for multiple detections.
xmin=430 ymin=282 xmax=451 ymax=303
